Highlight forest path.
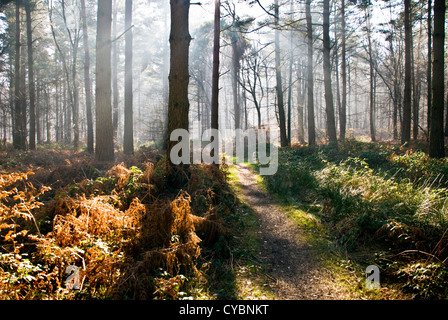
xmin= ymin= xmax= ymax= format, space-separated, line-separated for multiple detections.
xmin=235 ymin=163 xmax=346 ymax=300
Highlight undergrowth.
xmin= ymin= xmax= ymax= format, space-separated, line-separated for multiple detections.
xmin=0 ymin=147 xmax=234 ymax=300
xmin=255 ymin=139 xmax=448 ymax=299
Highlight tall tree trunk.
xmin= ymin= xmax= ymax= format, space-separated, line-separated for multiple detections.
xmin=287 ymin=0 xmax=294 ymax=145
xmin=297 ymin=60 xmax=305 ymax=144
xmin=112 ymin=0 xmax=119 ymax=143
xmin=162 ymin=1 xmax=170 ymax=149
xmin=167 ymin=0 xmax=191 ymax=164
xmin=323 ymin=0 xmax=337 ymax=144
xmin=445 ymin=89 xmax=448 ymax=137
xmin=95 ymin=0 xmax=114 ymax=161
xmin=306 ymin=0 xmax=316 ymax=146
xmin=13 ymin=0 xmax=26 ymax=150
xmin=274 ymin=0 xmax=288 ymax=147
xmin=427 ymin=0 xmax=432 ymax=132
xmin=364 ymin=4 xmax=376 ymax=142
xmin=389 ymin=18 xmax=399 ymax=141
xmin=402 ymin=0 xmax=412 ymax=144
xmin=210 ymin=0 xmax=220 ymax=165
xmin=412 ymin=20 xmax=423 ymax=140
xmin=334 ymin=26 xmax=342 ymax=139
xmin=211 ymin=0 xmax=220 ymax=131
xmin=123 ymin=0 xmax=134 ymax=155
xmin=340 ymin=0 xmax=347 ymax=140
xmin=80 ymin=0 xmax=94 ymax=153
xmin=429 ymin=0 xmax=445 ymax=158
xmin=25 ymin=0 xmax=35 ymax=150
xmin=20 ymin=6 xmax=27 ymax=147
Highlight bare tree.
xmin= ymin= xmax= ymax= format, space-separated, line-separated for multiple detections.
xmin=239 ymin=46 xmax=265 ymax=129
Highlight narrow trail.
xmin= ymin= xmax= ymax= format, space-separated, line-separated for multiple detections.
xmin=235 ymin=164 xmax=346 ymax=300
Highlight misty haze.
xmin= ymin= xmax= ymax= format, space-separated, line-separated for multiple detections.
xmin=0 ymin=0 xmax=447 ymax=304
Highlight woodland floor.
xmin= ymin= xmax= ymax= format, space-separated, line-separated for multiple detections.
xmin=234 ymin=164 xmax=348 ymax=300
xmin=2 ymin=142 xmax=446 ymax=300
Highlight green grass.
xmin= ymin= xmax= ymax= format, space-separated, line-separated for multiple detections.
xmin=250 ymin=139 xmax=448 ymax=299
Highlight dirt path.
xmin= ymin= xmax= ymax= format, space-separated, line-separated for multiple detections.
xmin=236 ymin=164 xmax=346 ymax=300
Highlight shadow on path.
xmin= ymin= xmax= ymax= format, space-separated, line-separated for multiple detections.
xmin=236 ymin=164 xmax=344 ymax=300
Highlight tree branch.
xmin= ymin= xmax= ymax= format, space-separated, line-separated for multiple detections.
xmin=112 ymin=25 xmax=134 ymax=43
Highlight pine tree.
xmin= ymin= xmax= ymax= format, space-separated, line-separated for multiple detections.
xmin=429 ymin=0 xmax=445 ymax=158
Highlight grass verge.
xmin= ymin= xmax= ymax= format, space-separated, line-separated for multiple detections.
xmin=251 ymin=139 xmax=448 ymax=299
xmin=202 ymin=164 xmax=275 ymax=300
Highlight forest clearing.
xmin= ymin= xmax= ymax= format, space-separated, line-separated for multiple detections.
xmin=1 ymin=0 xmax=448 ymax=304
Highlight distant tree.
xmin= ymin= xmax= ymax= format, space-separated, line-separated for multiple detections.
xmin=25 ymin=0 xmax=35 ymax=150
xmin=190 ymin=22 xmax=212 ymax=134
xmin=239 ymin=46 xmax=265 ymax=129
xmin=123 ymin=0 xmax=134 ymax=155
xmin=360 ymin=0 xmax=376 ymax=142
xmin=13 ymin=0 xmax=26 ymax=150
xmin=306 ymin=0 xmax=316 ymax=146
xmin=323 ymin=0 xmax=337 ymax=144
xmin=340 ymin=0 xmax=347 ymax=141
xmin=49 ymin=0 xmax=81 ymax=149
xmin=222 ymin=3 xmax=252 ymax=131
xmin=296 ymin=60 xmax=305 ymax=144
xmin=95 ymin=0 xmax=114 ymax=161
xmin=61 ymin=0 xmax=81 ymax=149
xmin=366 ymin=3 xmax=376 ymax=142
xmin=80 ymin=0 xmax=94 ymax=153
xmin=274 ymin=0 xmax=287 ymax=147
xmin=287 ymin=0 xmax=294 ymax=145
